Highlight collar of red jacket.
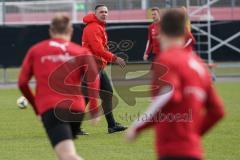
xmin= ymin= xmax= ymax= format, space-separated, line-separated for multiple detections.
xmin=83 ymin=13 xmax=106 ymax=26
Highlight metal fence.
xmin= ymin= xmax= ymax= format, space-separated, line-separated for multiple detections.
xmin=0 ymin=0 xmax=240 ymax=84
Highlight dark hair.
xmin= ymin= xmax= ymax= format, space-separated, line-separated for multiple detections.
xmin=95 ymin=4 xmax=106 ymax=11
xmin=50 ymin=13 xmax=71 ymax=34
xmin=160 ymin=9 xmax=186 ymax=37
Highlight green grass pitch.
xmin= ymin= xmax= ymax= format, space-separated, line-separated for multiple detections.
xmin=0 ymin=82 xmax=239 ymax=160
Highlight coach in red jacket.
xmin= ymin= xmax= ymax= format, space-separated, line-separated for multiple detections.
xmin=81 ymin=4 xmax=127 ymax=134
xmin=126 ymin=9 xmax=225 ymax=160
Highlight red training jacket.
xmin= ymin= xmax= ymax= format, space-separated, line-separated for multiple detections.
xmin=82 ymin=13 xmax=117 ymax=69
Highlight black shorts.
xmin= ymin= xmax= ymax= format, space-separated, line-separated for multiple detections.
xmin=160 ymin=157 xmax=200 ymax=160
xmin=41 ymin=108 xmax=84 ymax=147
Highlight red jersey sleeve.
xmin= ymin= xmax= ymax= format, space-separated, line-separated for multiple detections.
xmin=144 ymin=25 xmax=153 ymax=56
xmin=134 ymin=58 xmax=179 ymax=134
xmin=85 ymin=27 xmax=117 ymax=62
xmin=199 ymin=85 xmax=225 ymax=135
xmin=18 ymin=48 xmax=38 ymax=115
xmin=184 ymin=31 xmax=196 ymax=49
xmin=151 ymin=57 xmax=181 ymax=101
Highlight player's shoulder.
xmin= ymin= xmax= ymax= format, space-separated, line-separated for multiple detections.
xmin=157 ymin=48 xmax=189 ymax=68
xmin=68 ymin=41 xmax=83 ymax=50
xmin=68 ymin=42 xmax=92 ymax=56
xmin=158 ymin=48 xmax=183 ymax=61
xmin=84 ymin=22 xmax=102 ymax=32
xmin=148 ymin=23 xmax=154 ymax=29
xmin=28 ymin=39 xmax=50 ymax=53
xmin=150 ymin=22 xmax=155 ymax=27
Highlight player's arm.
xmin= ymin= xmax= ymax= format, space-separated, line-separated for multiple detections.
xmin=81 ymin=53 xmax=100 ymax=118
xmin=86 ymin=27 xmax=117 ymax=62
xmin=184 ymin=30 xmax=196 ymax=49
xmin=143 ymin=26 xmax=153 ymax=60
xmin=18 ymin=49 xmax=38 ymax=115
xmin=183 ymin=10 xmax=196 ymax=49
xmin=135 ymin=66 xmax=179 ymax=132
xmin=126 ymin=61 xmax=180 ymax=141
xmin=199 ymin=85 xmax=225 ymax=136
xmin=134 ymin=86 xmax=173 ymax=131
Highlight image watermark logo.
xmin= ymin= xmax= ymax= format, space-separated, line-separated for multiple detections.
xmin=118 ymin=109 xmax=193 ymax=123
xmin=48 ymin=54 xmax=172 ymax=122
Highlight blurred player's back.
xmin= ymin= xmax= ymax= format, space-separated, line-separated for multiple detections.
xmin=127 ymin=9 xmax=224 ymax=160
xmin=18 ymin=13 xmax=100 ymax=160
xmin=21 ymin=39 xmax=92 ymax=115
xmin=152 ymin=47 xmax=214 ymax=158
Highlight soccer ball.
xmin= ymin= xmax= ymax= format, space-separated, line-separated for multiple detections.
xmin=17 ymin=96 xmax=28 ymax=109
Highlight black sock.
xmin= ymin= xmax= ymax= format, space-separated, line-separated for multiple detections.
xmin=101 ymin=95 xmax=116 ymax=128
xmin=105 ymin=112 xmax=116 ymax=128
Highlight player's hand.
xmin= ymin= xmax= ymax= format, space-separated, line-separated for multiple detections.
xmin=143 ymin=54 xmax=148 ymax=61
xmin=115 ymin=57 xmax=126 ymax=69
xmin=125 ymin=127 xmax=137 ymax=142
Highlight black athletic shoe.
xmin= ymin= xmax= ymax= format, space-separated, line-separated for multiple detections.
xmin=108 ymin=123 xmax=127 ymax=134
xmin=77 ymin=129 xmax=89 ymax=136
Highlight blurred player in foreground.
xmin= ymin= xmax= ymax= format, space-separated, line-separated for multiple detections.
xmin=143 ymin=7 xmax=161 ymax=62
xmin=126 ymin=9 xmax=225 ymax=160
xmin=18 ymin=13 xmax=100 ymax=160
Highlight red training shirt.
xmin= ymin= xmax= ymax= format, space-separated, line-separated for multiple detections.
xmin=18 ymin=38 xmax=99 ymax=116
xmin=144 ymin=22 xmax=161 ymax=56
xmin=132 ymin=47 xmax=224 ymax=159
